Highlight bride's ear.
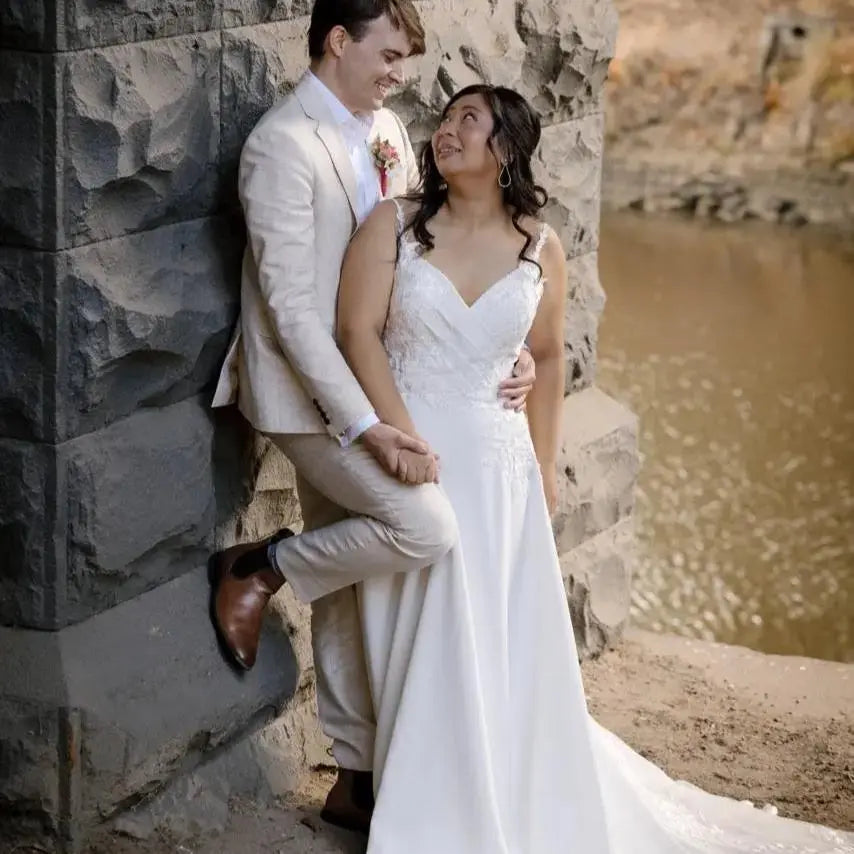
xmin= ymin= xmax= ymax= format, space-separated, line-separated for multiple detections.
xmin=489 ymin=137 xmax=512 ymax=168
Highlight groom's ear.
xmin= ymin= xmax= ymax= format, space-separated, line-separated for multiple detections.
xmin=326 ymin=24 xmax=351 ymax=58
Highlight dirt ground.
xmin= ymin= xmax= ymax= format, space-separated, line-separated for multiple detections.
xmin=75 ymin=629 xmax=853 ymax=854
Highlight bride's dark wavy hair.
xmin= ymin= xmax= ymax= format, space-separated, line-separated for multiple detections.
xmin=405 ymin=84 xmax=548 ymax=266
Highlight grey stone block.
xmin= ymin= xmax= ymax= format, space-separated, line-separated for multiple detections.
xmin=561 ymin=517 xmax=634 ymax=658
xmin=553 ymin=387 xmax=639 ymax=555
xmin=0 ymin=219 xmax=241 ymax=444
xmin=63 ymin=33 xmax=221 ymax=247
xmin=220 ymin=20 xmax=308 ymax=193
xmin=564 ymin=250 xmax=606 ymax=391
xmin=222 ymin=0 xmax=312 ymax=29
xmin=536 ymin=114 xmax=604 ymax=260
xmin=0 ymin=2 xmax=48 ymax=51
xmin=516 ymin=0 xmax=617 ymax=126
xmin=0 ymin=568 xmax=297 ymax=849
xmin=0 ymin=439 xmax=56 ymax=629
xmin=0 ymin=398 xmax=223 ymax=630
xmin=553 ymin=388 xmax=638 ymax=658
xmin=0 ymin=50 xmax=55 ymax=249
xmin=0 ymin=249 xmax=53 ymax=440
xmin=64 ymin=1 xmax=220 ymax=51
xmin=0 ymin=698 xmax=63 ymax=842
xmin=0 ymin=1 xmax=220 ymax=52
xmin=63 ymin=397 xmax=216 ymax=624
xmin=59 ymin=216 xmax=241 ymax=440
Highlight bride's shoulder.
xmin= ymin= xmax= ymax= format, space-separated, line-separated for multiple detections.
xmin=352 ymin=200 xmax=404 ymax=253
xmin=518 ymin=217 xmax=561 ymax=255
xmin=392 ymin=196 xmax=421 ymax=219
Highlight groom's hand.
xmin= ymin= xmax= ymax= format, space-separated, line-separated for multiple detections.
xmin=499 ymin=347 xmax=536 ymax=411
xmin=361 ymin=423 xmax=433 ymax=479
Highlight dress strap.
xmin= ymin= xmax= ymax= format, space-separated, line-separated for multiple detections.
xmin=530 ymin=222 xmax=551 ymax=263
xmin=390 ymin=198 xmax=406 ymax=237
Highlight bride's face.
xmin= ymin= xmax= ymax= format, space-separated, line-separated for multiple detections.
xmin=432 ymin=94 xmax=502 ymax=183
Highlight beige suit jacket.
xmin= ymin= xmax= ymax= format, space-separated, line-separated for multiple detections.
xmin=211 ymin=73 xmax=419 ymax=437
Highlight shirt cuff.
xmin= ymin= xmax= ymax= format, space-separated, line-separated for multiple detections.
xmin=338 ymin=411 xmax=380 ymax=447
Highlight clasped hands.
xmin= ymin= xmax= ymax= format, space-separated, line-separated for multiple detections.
xmin=360 ymin=423 xmax=441 ymax=484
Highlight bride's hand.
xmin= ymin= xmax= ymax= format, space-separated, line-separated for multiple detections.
xmin=397 ymin=449 xmax=440 ymax=485
xmin=540 ymin=464 xmax=558 ymax=515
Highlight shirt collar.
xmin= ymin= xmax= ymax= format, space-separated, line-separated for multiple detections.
xmin=308 ymin=71 xmax=374 ymax=139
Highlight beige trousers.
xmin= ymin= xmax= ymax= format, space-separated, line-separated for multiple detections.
xmin=268 ymin=432 xmax=458 ymax=772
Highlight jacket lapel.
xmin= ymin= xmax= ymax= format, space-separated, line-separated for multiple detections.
xmin=295 ymin=74 xmax=359 ymax=220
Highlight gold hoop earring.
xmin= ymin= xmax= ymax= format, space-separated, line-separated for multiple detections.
xmin=498 ymin=163 xmax=512 ymax=189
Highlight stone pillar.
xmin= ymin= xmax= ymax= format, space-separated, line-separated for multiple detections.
xmin=0 ymin=1 xmax=631 ymax=849
xmin=0 ymin=5 xmax=304 ymax=852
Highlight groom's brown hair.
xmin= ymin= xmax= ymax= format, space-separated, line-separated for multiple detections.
xmin=308 ymin=0 xmax=426 ymax=59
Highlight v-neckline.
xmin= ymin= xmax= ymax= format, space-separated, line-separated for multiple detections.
xmin=415 ymin=255 xmax=525 ymax=311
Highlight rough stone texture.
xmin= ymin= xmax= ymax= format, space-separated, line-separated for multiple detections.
xmin=60 ymin=217 xmax=241 ymax=439
xmin=63 ymin=33 xmax=221 ymax=248
xmin=0 ymin=248 xmax=52 ymax=440
xmin=554 ymin=387 xmax=639 ymax=655
xmin=538 ymin=114 xmax=603 ymax=260
xmin=0 ymin=2 xmax=221 ymax=52
xmin=0 ymin=697 xmax=64 ymax=842
xmin=0 ymin=439 xmax=55 ymax=629
xmin=222 ymin=0 xmax=313 ymax=30
xmin=0 ymin=398 xmax=225 ymax=631
xmin=0 ymin=219 xmax=240 ymax=444
xmin=0 ymin=49 xmax=53 ymax=248
xmin=564 ymin=251 xmax=606 ymax=393
xmin=0 ymin=567 xmax=298 ymax=851
xmin=389 ymin=0 xmax=617 ymax=140
xmin=554 ymin=387 xmax=638 ymax=551
xmin=562 ymin=517 xmax=635 ymax=656
xmin=63 ymin=397 xmax=216 ymax=624
xmin=604 ymin=0 xmax=854 ymax=229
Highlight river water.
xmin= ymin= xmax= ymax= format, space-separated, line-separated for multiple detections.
xmin=596 ymin=212 xmax=854 ymax=663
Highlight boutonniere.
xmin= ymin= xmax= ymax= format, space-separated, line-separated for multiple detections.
xmin=370 ymin=137 xmax=401 ymax=196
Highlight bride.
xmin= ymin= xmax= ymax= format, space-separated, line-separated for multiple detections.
xmin=336 ymin=84 xmax=854 ymax=853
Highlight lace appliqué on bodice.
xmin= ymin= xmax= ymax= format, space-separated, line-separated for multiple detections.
xmin=383 ymin=201 xmax=549 ymax=484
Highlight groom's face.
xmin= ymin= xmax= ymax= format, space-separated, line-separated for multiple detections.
xmin=338 ymin=14 xmax=412 ymax=113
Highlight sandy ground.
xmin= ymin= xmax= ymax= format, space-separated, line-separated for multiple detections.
xmin=77 ymin=629 xmax=853 ymax=854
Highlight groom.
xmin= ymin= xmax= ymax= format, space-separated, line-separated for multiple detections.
xmin=210 ymin=0 xmax=536 ymax=834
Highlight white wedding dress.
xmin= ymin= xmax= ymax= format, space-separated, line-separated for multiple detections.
xmin=358 ymin=202 xmax=854 ymax=854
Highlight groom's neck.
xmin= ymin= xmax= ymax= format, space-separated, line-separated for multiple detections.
xmin=310 ymin=60 xmax=361 ymax=117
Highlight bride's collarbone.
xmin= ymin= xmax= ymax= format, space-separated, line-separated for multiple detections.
xmin=418 ymin=239 xmax=529 ymax=296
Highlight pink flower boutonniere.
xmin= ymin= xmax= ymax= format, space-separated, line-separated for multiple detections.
xmin=371 ymin=137 xmax=401 ymax=197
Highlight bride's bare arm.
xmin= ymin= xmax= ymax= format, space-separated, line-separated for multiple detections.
xmin=337 ymin=201 xmax=437 ymax=482
xmin=524 ymin=229 xmax=568 ymax=512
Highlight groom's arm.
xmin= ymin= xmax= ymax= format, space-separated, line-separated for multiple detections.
xmin=239 ymin=124 xmax=374 ymax=440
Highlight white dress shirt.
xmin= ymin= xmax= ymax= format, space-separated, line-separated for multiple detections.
xmin=308 ymin=72 xmax=382 ymax=444
xmin=308 ymin=72 xmax=381 ymax=224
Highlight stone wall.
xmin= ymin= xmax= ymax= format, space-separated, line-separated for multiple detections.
xmin=0 ymin=1 xmax=632 ymax=849
xmin=603 ymin=0 xmax=854 ymax=229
